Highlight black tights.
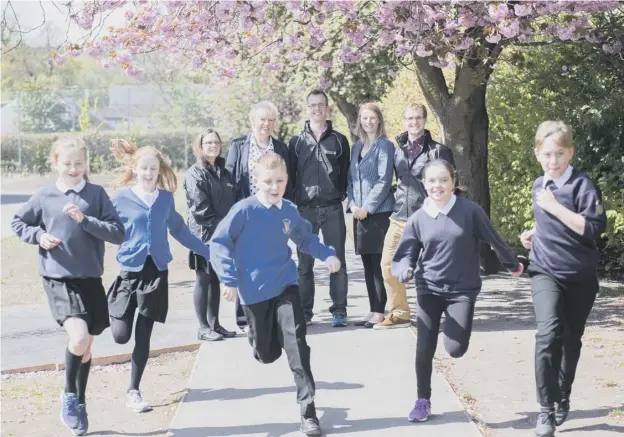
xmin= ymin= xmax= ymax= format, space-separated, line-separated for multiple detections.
xmin=111 ymin=313 xmax=155 ymax=391
xmin=361 ymin=254 xmax=387 ymax=313
xmin=193 ymin=269 xmax=221 ymax=330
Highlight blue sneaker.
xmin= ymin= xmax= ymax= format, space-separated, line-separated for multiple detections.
xmin=60 ymin=391 xmax=79 ymax=430
xmin=73 ymin=404 xmax=88 ymax=436
xmin=408 ymin=398 xmax=431 ymax=422
xmin=332 ymin=314 xmax=347 ymax=327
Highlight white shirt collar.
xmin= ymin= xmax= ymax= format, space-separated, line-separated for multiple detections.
xmin=56 ymin=179 xmax=86 ymax=194
xmin=132 ymin=185 xmax=159 ymax=207
xmin=543 ymin=165 xmax=573 ymax=189
xmin=256 ymin=193 xmax=283 ymax=209
xmin=423 ymin=195 xmax=457 ymax=218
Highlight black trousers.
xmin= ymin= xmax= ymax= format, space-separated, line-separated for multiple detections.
xmin=242 ymin=285 xmax=316 ymax=418
xmin=361 ymin=254 xmax=387 ymax=313
xmin=297 ymin=204 xmax=348 ymax=319
xmin=530 ymin=268 xmax=598 ymax=407
xmin=193 ymin=266 xmax=222 ymax=330
xmin=416 ymin=293 xmax=475 ymax=399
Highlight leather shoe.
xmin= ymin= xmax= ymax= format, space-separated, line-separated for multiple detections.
xmin=214 ymin=326 xmax=237 ymax=338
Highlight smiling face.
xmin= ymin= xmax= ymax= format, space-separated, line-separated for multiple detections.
xmin=423 ymin=163 xmax=455 ymax=205
xmin=201 ymin=132 xmax=222 ymax=162
xmin=254 ymin=166 xmax=288 ymax=205
xmin=403 ymin=107 xmax=427 ymax=138
xmin=53 ymin=148 xmax=87 ymax=187
xmin=251 ymin=110 xmax=276 ymax=143
xmin=360 ymin=109 xmax=380 ymax=137
xmin=133 ymin=153 xmax=160 ymax=192
xmin=535 ymin=137 xmax=574 ymax=180
xmin=307 ymin=93 xmax=328 ymax=124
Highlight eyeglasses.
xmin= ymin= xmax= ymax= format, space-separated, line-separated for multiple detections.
xmin=202 ymin=141 xmax=222 ymax=146
xmin=404 ymin=116 xmax=426 ymax=122
xmin=308 ymin=103 xmax=327 ymax=109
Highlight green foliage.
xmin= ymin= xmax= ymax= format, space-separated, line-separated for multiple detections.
xmin=488 ymin=41 xmax=624 ymax=277
xmin=1 ymin=129 xmax=206 ymax=175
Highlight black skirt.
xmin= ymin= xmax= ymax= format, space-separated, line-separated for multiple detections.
xmin=107 ymin=256 xmax=169 ymax=323
xmin=353 ymin=211 xmax=392 ymax=255
xmin=42 ymin=277 xmax=110 ymax=335
xmin=188 ymin=251 xmax=210 ymax=273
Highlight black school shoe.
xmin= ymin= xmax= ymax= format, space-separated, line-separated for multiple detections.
xmin=535 ymin=412 xmax=556 ymax=437
xmin=214 ymin=326 xmax=237 ymax=338
xmin=300 ymin=416 xmax=322 ymax=436
xmin=555 ymin=400 xmax=570 ymax=426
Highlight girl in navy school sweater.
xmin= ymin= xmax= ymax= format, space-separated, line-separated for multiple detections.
xmin=520 ymin=121 xmax=607 ymax=437
xmin=108 ymin=140 xmax=211 ymax=414
xmin=11 ymin=137 xmax=125 ymax=436
xmin=391 ymin=159 xmax=523 ymax=423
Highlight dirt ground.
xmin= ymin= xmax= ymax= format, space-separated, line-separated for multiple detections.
xmin=433 ymin=276 xmax=624 ymax=437
xmin=1 ymin=350 xmax=197 ymax=437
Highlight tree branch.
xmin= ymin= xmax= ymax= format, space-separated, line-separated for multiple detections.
xmin=413 ymin=56 xmax=450 ymax=119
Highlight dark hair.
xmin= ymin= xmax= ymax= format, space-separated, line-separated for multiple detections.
xmin=192 ymin=129 xmax=223 ymax=163
xmin=422 ymin=159 xmax=467 ymax=196
xmin=307 ymin=89 xmax=328 ymax=105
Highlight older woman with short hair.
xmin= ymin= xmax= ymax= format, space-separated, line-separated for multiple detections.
xmin=226 ymin=101 xmax=293 ymax=330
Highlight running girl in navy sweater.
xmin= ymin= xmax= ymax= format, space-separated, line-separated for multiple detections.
xmin=520 ymin=121 xmax=606 ymax=437
xmin=391 ymin=159 xmax=523 ymax=423
xmin=108 ymin=140 xmax=210 ymax=414
xmin=12 ymin=137 xmax=125 ymax=435
xmin=210 ymin=153 xmax=340 ymax=436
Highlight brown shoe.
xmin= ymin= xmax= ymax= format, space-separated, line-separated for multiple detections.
xmin=373 ymin=315 xmax=410 ymax=330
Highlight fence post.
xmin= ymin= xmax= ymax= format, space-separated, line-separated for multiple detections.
xmin=184 ymin=84 xmax=188 ymax=168
xmin=17 ymin=91 xmax=23 ymax=173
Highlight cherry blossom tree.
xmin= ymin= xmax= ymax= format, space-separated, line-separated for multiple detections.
xmin=56 ymin=0 xmax=623 ymax=270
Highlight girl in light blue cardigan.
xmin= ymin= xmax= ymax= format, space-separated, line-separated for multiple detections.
xmin=347 ymin=102 xmax=395 ymax=328
xmin=108 ymin=140 xmax=210 ymax=414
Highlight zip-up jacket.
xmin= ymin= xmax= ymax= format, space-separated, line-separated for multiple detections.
xmin=226 ymin=134 xmax=293 ymax=201
xmin=392 ymin=130 xmax=456 ymax=222
xmin=183 ymin=157 xmax=237 ymax=243
xmin=288 ymin=121 xmax=350 ymax=208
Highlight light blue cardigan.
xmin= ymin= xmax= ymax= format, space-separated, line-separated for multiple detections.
xmin=347 ymin=137 xmax=395 ymax=214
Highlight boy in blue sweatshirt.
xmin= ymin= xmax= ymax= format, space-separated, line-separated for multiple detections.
xmin=210 ymin=153 xmax=340 ymax=437
xmin=520 ymin=121 xmax=606 ymax=437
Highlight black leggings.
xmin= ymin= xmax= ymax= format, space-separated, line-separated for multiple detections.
xmin=111 ymin=313 xmax=155 ymax=391
xmin=416 ymin=294 xmax=475 ymax=399
xmin=193 ymin=268 xmax=221 ymax=330
xmin=361 ymin=254 xmax=387 ymax=313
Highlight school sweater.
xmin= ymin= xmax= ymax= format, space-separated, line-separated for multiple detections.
xmin=11 ymin=182 xmax=125 ymax=279
xmin=392 ymin=196 xmax=520 ymax=298
xmin=112 ymin=187 xmax=210 ymax=272
xmin=529 ymin=166 xmax=606 ymax=281
xmin=209 ymin=195 xmax=336 ymax=305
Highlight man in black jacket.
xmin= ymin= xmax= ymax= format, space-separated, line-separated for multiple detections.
xmin=288 ymin=90 xmax=350 ymax=327
xmin=374 ymin=102 xmax=456 ymax=330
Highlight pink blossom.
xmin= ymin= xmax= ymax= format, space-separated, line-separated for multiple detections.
xmin=455 ymin=37 xmax=474 ymax=51
xmin=499 ymin=19 xmax=520 ymax=38
xmin=415 ymin=44 xmax=433 ymax=58
xmin=459 ymin=14 xmax=477 ymax=28
xmin=485 ymin=33 xmax=502 ymax=44
xmin=513 ymin=3 xmax=532 ymax=17
xmin=290 ymin=51 xmax=305 ymax=62
xmin=124 ymin=10 xmax=134 ymax=20
xmin=52 ymin=53 xmax=66 ymax=66
xmin=318 ymin=76 xmax=332 ymax=91
xmin=319 ymin=59 xmax=333 ymax=68
xmin=488 ymin=3 xmax=509 ymax=20
xmin=263 ymin=62 xmax=282 ymax=72
xmin=125 ymin=65 xmax=144 ymax=77
xmin=191 ymin=57 xmax=204 ymax=67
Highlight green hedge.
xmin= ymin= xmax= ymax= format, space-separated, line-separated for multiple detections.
xmin=0 ymin=129 xmax=230 ymax=174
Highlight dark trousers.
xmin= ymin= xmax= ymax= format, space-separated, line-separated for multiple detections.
xmin=193 ymin=266 xmax=222 ymax=330
xmin=242 ymin=285 xmax=316 ymax=418
xmin=530 ymin=268 xmax=598 ymax=407
xmin=416 ymin=294 xmax=475 ymax=399
xmin=297 ymin=204 xmax=348 ymax=319
xmin=361 ymin=254 xmax=387 ymax=313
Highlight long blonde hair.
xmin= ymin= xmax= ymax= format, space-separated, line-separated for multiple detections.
xmin=49 ymin=137 xmax=90 ymax=182
xmin=111 ymin=139 xmax=177 ymax=192
xmin=355 ymin=101 xmax=387 ymax=144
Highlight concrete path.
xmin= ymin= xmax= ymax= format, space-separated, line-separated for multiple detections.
xmin=168 ymin=300 xmax=482 ymax=437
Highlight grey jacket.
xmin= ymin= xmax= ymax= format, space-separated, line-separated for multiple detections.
xmin=347 ymin=137 xmax=395 ymax=214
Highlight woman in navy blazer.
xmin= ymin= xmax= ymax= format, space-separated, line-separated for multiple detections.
xmin=347 ymin=101 xmax=396 ymax=328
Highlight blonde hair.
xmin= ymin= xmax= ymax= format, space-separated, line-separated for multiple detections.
xmin=403 ymin=102 xmax=428 ymax=119
xmin=192 ymin=129 xmax=223 ymax=164
xmin=535 ymin=121 xmax=573 ymax=150
xmin=253 ymin=152 xmax=288 ymax=178
xmin=111 ymin=139 xmax=178 ymax=192
xmin=355 ymin=101 xmax=387 ymax=143
xmin=49 ymin=137 xmax=90 ymax=181
xmin=249 ymin=100 xmax=279 ymax=126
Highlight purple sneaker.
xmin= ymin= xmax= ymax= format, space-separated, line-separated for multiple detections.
xmin=408 ymin=398 xmax=431 ymax=422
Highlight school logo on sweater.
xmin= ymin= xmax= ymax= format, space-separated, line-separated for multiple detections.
xmin=282 ymin=219 xmax=291 ymax=235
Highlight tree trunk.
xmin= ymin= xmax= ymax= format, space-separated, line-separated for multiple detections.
xmin=329 ymin=92 xmax=359 ymax=142
xmin=414 ymin=49 xmax=504 ymax=273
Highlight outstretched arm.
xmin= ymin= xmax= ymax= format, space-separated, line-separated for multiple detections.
xmin=209 ymin=206 xmax=247 ymax=288
xmin=391 ymin=218 xmax=422 ymax=283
